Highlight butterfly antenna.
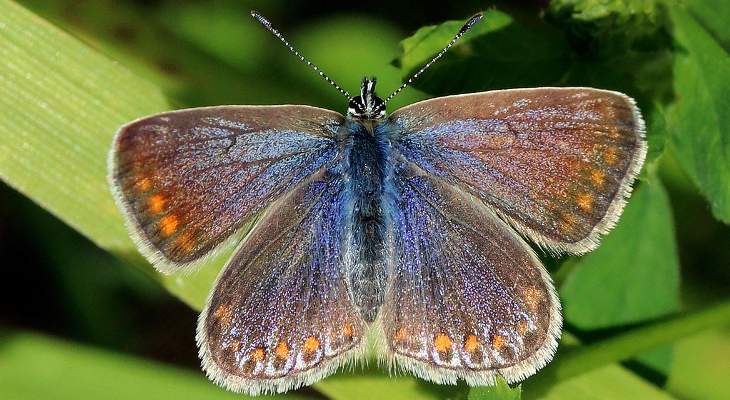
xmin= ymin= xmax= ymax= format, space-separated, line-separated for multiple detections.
xmin=251 ymin=11 xmax=353 ymax=102
xmin=383 ymin=12 xmax=483 ymax=105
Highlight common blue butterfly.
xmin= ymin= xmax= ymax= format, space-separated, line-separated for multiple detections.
xmin=108 ymin=12 xmax=646 ymax=395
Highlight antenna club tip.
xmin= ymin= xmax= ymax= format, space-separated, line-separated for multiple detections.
xmin=465 ymin=12 xmax=483 ymax=28
xmin=459 ymin=12 xmax=483 ymax=34
xmin=251 ymin=11 xmax=272 ymax=28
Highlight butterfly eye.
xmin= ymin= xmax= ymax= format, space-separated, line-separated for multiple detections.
xmin=347 ymin=96 xmax=366 ymax=118
xmin=347 ymin=96 xmax=387 ymax=120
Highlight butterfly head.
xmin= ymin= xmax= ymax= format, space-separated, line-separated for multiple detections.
xmin=347 ymin=77 xmax=387 ymax=121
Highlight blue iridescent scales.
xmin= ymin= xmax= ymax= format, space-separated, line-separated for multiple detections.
xmin=108 ymin=12 xmax=646 ymax=396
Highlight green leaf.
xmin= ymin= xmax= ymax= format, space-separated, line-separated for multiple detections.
xmin=527 ymin=364 xmax=678 ymax=400
xmin=682 ymin=0 xmax=730 ymax=52
xmin=0 ymin=2 xmax=165 ymax=246
xmin=393 ymin=10 xmax=571 ymax=95
xmin=666 ymin=5 xmax=730 ymax=224
xmin=17 ymin=0 xmax=301 ymax=108
xmin=560 ymin=177 xmax=680 ymax=329
xmin=316 ymin=368 xmax=469 ymax=400
xmin=469 ymin=377 xmax=521 ymax=400
xmin=0 ymin=0 xmax=232 ymax=311
xmin=558 ymin=172 xmax=680 ymax=374
xmin=0 ymin=330 xmax=310 ymax=400
xmin=546 ymin=0 xmax=664 ymax=56
xmin=665 ymin=330 xmax=730 ymax=400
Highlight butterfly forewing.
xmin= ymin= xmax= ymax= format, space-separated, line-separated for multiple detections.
xmin=390 ymin=88 xmax=646 ymax=254
xmin=379 ymin=161 xmax=561 ymax=385
xmin=198 ymin=169 xmax=366 ymax=395
xmin=108 ymin=105 xmax=343 ymax=272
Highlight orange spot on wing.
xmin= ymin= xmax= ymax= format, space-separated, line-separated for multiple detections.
xmin=214 ymin=304 xmax=227 ymax=317
xmin=160 ymin=215 xmax=178 ymax=237
xmin=274 ymin=342 xmax=290 ymax=360
xmin=524 ymin=285 xmax=543 ymax=311
xmin=394 ymin=328 xmax=408 ymax=341
xmin=491 ymin=334 xmax=506 ymax=351
xmin=434 ymin=334 xmax=452 ymax=353
xmin=464 ymin=334 xmax=480 ymax=352
xmin=342 ymin=324 xmax=354 ymax=337
xmin=518 ymin=320 xmax=529 ymax=335
xmin=147 ymin=194 xmax=166 ymax=214
xmin=135 ymin=177 xmax=152 ymax=192
xmin=591 ymin=169 xmax=606 ymax=188
xmin=214 ymin=304 xmax=232 ymax=326
xmin=558 ymin=212 xmax=577 ymax=234
xmin=577 ymin=193 xmax=593 ymax=213
xmin=303 ymin=337 xmax=320 ymax=353
xmin=230 ymin=337 xmax=243 ymax=353
xmin=603 ymin=146 xmax=617 ymax=165
xmin=251 ymin=348 xmax=265 ymax=362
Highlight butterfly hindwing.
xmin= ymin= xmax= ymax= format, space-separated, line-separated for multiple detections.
xmin=108 ymin=105 xmax=343 ymax=272
xmin=390 ymin=88 xmax=646 ymax=254
xmin=378 ymin=160 xmax=561 ymax=385
xmin=198 ymin=168 xmax=366 ymax=395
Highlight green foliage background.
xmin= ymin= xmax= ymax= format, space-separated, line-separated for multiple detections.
xmin=1 ymin=0 xmax=729 ymax=399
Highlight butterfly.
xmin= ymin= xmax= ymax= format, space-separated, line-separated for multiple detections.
xmin=108 ymin=11 xmax=647 ymax=395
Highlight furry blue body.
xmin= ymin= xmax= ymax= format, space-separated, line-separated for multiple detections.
xmin=340 ymin=119 xmax=395 ymax=322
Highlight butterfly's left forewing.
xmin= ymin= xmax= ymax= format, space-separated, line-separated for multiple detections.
xmin=378 ymin=161 xmax=561 ymax=385
xmin=199 ymin=169 xmax=366 ymax=395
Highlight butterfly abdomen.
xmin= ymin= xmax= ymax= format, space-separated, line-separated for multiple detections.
xmin=343 ymin=121 xmax=391 ymax=323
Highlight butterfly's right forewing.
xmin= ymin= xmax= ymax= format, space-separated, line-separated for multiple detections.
xmin=108 ymin=105 xmax=343 ymax=272
xmin=390 ymin=88 xmax=646 ymax=255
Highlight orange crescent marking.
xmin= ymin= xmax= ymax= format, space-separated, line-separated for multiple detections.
xmin=434 ymin=334 xmax=452 ymax=353
xmin=274 ymin=342 xmax=290 ymax=360
xmin=464 ymin=334 xmax=479 ymax=352
xmin=303 ymin=336 xmax=320 ymax=353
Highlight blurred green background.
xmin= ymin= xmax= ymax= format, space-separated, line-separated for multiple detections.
xmin=1 ymin=0 xmax=729 ymax=399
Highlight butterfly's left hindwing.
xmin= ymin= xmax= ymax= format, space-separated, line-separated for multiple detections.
xmin=378 ymin=161 xmax=561 ymax=385
xmin=198 ymin=169 xmax=366 ymax=395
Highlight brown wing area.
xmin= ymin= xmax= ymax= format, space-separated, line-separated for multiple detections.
xmin=378 ymin=162 xmax=561 ymax=385
xmin=198 ymin=171 xmax=365 ymax=395
xmin=108 ymin=105 xmax=343 ymax=272
xmin=390 ymin=88 xmax=646 ymax=254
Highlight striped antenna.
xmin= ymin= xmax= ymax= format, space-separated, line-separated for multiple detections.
xmin=251 ymin=11 xmax=353 ymax=101
xmin=383 ymin=12 xmax=483 ymax=105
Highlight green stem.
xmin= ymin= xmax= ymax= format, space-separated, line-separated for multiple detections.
xmin=525 ymin=298 xmax=730 ymax=394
